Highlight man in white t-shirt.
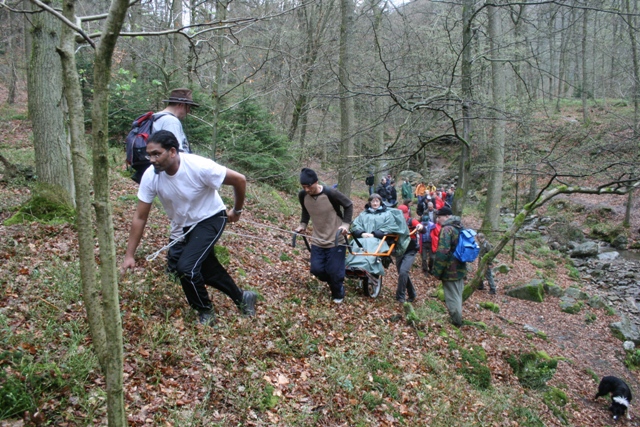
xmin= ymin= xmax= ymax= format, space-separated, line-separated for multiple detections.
xmin=120 ymin=130 xmax=257 ymax=326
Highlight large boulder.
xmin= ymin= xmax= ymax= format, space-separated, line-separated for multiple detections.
xmin=612 ymin=235 xmax=629 ymax=250
xmin=564 ymin=287 xmax=590 ymax=301
xmin=559 ymin=296 xmax=583 ymax=314
xmin=587 ymin=295 xmax=608 ymax=309
xmin=597 ymin=251 xmax=619 ymax=261
xmin=569 ymin=241 xmax=599 ymax=258
xmin=506 ymin=279 xmax=545 ymax=303
xmin=543 ymin=281 xmax=565 ymax=297
xmin=610 ymin=315 xmax=640 ymax=345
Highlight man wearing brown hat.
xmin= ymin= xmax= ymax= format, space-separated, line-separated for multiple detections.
xmin=294 ymin=168 xmax=353 ymax=303
xmin=153 ymin=88 xmax=200 ymax=154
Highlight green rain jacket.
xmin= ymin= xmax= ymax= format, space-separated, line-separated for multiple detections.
xmin=347 ymin=206 xmax=410 ymax=276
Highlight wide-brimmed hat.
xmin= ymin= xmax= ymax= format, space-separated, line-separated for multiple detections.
xmin=162 ymin=88 xmax=200 ymax=107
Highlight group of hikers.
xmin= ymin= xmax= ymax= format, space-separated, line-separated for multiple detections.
xmin=119 ymin=88 xmax=494 ymax=328
xmin=366 ymin=173 xmax=455 ymax=211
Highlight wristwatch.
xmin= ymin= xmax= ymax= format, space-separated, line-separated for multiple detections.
xmin=233 ymin=208 xmax=243 ymax=215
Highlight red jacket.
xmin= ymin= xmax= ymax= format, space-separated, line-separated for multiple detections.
xmin=434 ymin=196 xmax=445 ymax=210
xmin=431 ymin=223 xmax=442 ymax=253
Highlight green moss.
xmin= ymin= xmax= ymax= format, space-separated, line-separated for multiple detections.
xmin=513 ymin=211 xmax=527 ymax=227
xmin=259 ymin=384 xmax=279 ymax=410
xmin=423 ymin=299 xmax=447 ymax=314
xmin=479 ymin=301 xmax=500 ymax=313
xmin=625 ymin=349 xmax=640 ymax=370
xmin=543 ymin=387 xmax=569 ymax=424
xmin=4 ymin=185 xmax=75 ymax=225
xmin=511 ymin=406 xmax=545 ymax=427
xmin=584 ymin=312 xmax=597 ymax=324
xmin=506 ymin=351 xmax=558 ymax=390
xmin=404 ymin=303 xmax=420 ymax=323
xmin=464 ymin=320 xmax=487 ymax=330
xmin=279 ymin=253 xmax=292 ymax=262
xmin=585 ymin=368 xmax=599 ymax=383
xmin=462 ymin=284 xmax=474 ymax=301
xmin=560 ymin=300 xmax=583 ymax=314
xmin=449 ymin=342 xmax=491 ymax=389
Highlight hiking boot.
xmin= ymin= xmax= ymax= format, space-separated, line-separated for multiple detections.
xmin=332 ymin=298 xmax=344 ymax=304
xmin=489 ymin=289 xmax=496 ymax=295
xmin=240 ymin=290 xmax=257 ymax=316
xmin=197 ymin=310 xmax=215 ymax=326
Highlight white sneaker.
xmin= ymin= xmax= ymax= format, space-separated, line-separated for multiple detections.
xmin=332 ymin=298 xmax=344 ymax=304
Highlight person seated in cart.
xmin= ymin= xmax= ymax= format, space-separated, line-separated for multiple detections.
xmin=347 ymin=193 xmax=411 ymax=278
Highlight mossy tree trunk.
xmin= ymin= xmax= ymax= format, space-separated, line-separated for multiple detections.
xmin=56 ymin=0 xmax=130 ymax=423
xmin=91 ymin=0 xmax=131 ymax=424
xmin=466 ymin=182 xmax=640 ymax=300
xmin=58 ymin=0 xmax=109 ymax=377
xmin=481 ymin=4 xmax=506 ymax=236
xmin=27 ymin=0 xmax=75 ymax=206
xmin=453 ymin=0 xmax=474 ymax=216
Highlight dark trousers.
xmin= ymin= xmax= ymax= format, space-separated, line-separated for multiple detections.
xmin=167 ymin=212 xmax=243 ymax=312
xmin=395 ymin=245 xmax=418 ymax=302
xmin=310 ymin=245 xmax=346 ymax=299
xmin=421 ymin=244 xmax=433 ymax=273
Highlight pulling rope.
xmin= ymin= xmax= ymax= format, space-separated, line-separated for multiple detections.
xmin=144 ymin=218 xmax=412 ymax=262
xmin=145 ymin=224 xmax=196 ymax=261
xmin=239 ymin=219 xmax=351 ymax=248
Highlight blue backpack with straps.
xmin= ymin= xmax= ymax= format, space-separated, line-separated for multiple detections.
xmin=453 ymin=227 xmax=480 ymax=263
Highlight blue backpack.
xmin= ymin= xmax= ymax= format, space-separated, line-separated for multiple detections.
xmin=421 ymin=220 xmax=435 ymax=243
xmin=453 ymin=228 xmax=480 ymax=263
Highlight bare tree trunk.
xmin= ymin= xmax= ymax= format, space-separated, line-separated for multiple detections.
xmin=624 ymin=189 xmax=633 ymax=227
xmin=288 ymin=2 xmax=332 ymax=143
xmin=27 ymin=0 xmax=75 ymax=206
xmin=211 ymin=0 xmax=227 ymax=160
xmin=555 ymin=10 xmax=568 ymax=112
xmin=170 ymin=0 xmax=184 ymax=85
xmin=581 ymin=8 xmax=590 ymax=124
xmin=6 ymin=30 xmax=18 ymax=105
xmin=626 ymin=0 xmax=639 ymax=135
xmin=453 ymin=0 xmax=474 ymax=215
xmin=337 ymin=0 xmax=354 ymax=198
xmin=482 ymin=4 xmax=506 ymax=236
xmin=626 ymin=0 xmax=639 ymax=228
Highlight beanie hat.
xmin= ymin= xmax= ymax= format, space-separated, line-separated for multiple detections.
xmin=436 ymin=206 xmax=453 ymax=216
xmin=300 ymin=168 xmax=318 ymax=185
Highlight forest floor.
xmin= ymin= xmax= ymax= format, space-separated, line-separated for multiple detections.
xmin=2 ymin=95 xmax=640 ymax=426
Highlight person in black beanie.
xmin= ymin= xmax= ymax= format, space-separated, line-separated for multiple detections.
xmin=294 ymin=168 xmax=353 ymax=303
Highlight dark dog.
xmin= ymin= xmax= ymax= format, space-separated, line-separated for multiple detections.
xmin=595 ymin=376 xmax=632 ymax=420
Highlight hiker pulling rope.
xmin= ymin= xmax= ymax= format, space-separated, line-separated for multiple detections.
xmin=145 ymin=224 xmax=196 ymax=261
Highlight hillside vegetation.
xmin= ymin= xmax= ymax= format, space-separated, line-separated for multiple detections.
xmin=1 ymin=102 xmax=639 ymax=426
